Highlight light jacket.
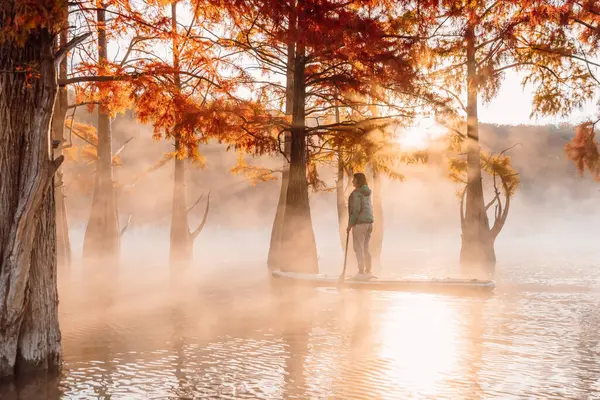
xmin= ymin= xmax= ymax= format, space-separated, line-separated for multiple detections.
xmin=348 ymin=184 xmax=374 ymax=226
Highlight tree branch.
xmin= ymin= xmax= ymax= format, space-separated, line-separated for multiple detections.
xmin=186 ymin=192 xmax=204 ymax=214
xmin=67 ymin=101 xmax=100 ymax=109
xmin=490 ymin=176 xmax=511 ymax=239
xmin=55 ymin=32 xmax=91 ymax=65
xmin=460 ymin=185 xmax=467 ymax=228
xmin=120 ymin=214 xmax=132 ymax=237
xmin=113 ymin=137 xmax=134 ymax=158
xmin=190 ymin=191 xmax=210 ymax=240
xmin=58 ymin=73 xmax=141 ymax=86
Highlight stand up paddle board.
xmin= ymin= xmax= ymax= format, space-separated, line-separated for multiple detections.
xmin=271 ymin=270 xmax=495 ymax=294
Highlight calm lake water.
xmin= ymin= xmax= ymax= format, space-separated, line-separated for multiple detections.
xmin=3 ymin=249 xmax=600 ymax=400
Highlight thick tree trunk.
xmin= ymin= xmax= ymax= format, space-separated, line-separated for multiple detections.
xmin=267 ymin=137 xmax=290 ymax=271
xmin=459 ymin=24 xmax=495 ymax=272
xmin=370 ymin=166 xmax=383 ymax=271
xmin=83 ymin=3 xmax=120 ymax=264
xmin=0 ymin=22 xmax=62 ymax=378
xmin=280 ymin=36 xmax=318 ymax=273
xmin=267 ymin=6 xmax=295 ymax=271
xmin=52 ymin=29 xmax=71 ymax=272
xmin=17 ymin=191 xmax=61 ymax=375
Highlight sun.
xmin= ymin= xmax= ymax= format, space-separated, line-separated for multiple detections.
xmin=395 ymin=118 xmax=447 ymax=150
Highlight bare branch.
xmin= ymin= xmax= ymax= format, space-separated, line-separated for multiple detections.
xmin=120 ymin=36 xmax=155 ymax=67
xmin=499 ymin=143 xmax=522 ymax=156
xmin=67 ymin=101 xmax=101 ymax=109
xmin=460 ymin=185 xmax=467 ymax=228
xmin=113 ymin=137 xmax=134 ymax=158
xmin=190 ymin=191 xmax=210 ymax=240
xmin=58 ymin=73 xmax=141 ymax=86
xmin=186 ymin=193 xmax=204 ymax=214
xmin=490 ymin=176 xmax=511 ymax=239
xmin=71 ymin=127 xmax=97 ymax=148
xmin=55 ymin=32 xmax=91 ymax=65
xmin=120 ymin=214 xmax=132 ymax=237
xmin=485 ymin=191 xmax=500 ymax=211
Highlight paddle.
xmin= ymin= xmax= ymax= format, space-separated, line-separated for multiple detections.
xmin=338 ymin=229 xmax=350 ymax=285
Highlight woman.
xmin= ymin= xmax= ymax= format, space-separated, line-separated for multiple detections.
xmin=347 ymin=172 xmax=375 ymax=279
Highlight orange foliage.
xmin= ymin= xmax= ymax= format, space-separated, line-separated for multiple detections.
xmin=566 ymin=121 xmax=600 ymax=181
xmin=0 ymin=1 xmax=67 ymax=45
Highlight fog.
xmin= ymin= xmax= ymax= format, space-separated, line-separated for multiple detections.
xmin=61 ymin=115 xmax=600 ymax=287
xmin=11 ymin=116 xmax=595 ymax=399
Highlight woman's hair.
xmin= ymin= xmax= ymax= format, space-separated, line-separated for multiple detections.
xmin=353 ymin=172 xmax=368 ymax=187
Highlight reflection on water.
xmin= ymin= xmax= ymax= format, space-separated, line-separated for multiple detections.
xmin=3 ymin=260 xmax=600 ymax=400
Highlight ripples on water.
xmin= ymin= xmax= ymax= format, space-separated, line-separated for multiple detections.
xmin=3 ymin=259 xmax=600 ymax=400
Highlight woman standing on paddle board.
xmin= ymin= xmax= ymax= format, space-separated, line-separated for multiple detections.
xmin=347 ymin=172 xmax=375 ymax=280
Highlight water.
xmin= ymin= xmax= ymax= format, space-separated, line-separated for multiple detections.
xmin=3 ymin=254 xmax=600 ymax=400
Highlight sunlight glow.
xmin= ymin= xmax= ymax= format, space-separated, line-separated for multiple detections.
xmin=395 ymin=118 xmax=447 ymax=150
xmin=378 ymin=295 xmax=460 ymax=396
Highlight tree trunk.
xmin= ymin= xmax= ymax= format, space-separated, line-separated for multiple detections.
xmin=367 ymin=95 xmax=383 ymax=272
xmin=280 ymin=33 xmax=318 ymax=274
xmin=83 ymin=3 xmax=120 ymax=264
xmin=0 ymin=21 xmax=62 ymax=378
xmin=267 ymin=5 xmax=295 ymax=271
xmin=459 ymin=24 xmax=495 ymax=272
xmin=17 ymin=190 xmax=61 ymax=375
xmin=169 ymin=3 xmax=193 ymax=273
xmin=268 ymin=137 xmax=290 ymax=271
xmin=370 ymin=166 xmax=383 ymax=271
xmin=169 ymin=153 xmax=193 ymax=271
xmin=336 ymin=148 xmax=348 ymax=252
xmin=167 ymin=3 xmax=209 ymax=275
xmin=52 ymin=28 xmax=72 ymax=273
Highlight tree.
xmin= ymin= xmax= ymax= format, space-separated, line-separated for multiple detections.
xmin=0 ymin=0 xmax=90 ymax=378
xmin=523 ymin=1 xmax=600 ymax=178
xmin=81 ymin=2 xmax=122 ymax=264
xmin=166 ymin=0 xmax=211 ymax=273
xmin=268 ymin=11 xmax=295 ymax=272
xmin=411 ymin=0 xmax=587 ymax=271
xmin=447 ymin=134 xmax=521 ymax=272
xmin=127 ymin=1 xmax=274 ymax=272
xmin=216 ymin=0 xmax=420 ymax=273
xmin=59 ymin=1 xmax=171 ymax=267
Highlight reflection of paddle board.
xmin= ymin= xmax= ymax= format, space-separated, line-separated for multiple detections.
xmin=271 ymin=270 xmax=495 ymax=293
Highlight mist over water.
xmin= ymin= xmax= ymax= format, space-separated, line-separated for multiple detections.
xmin=37 ymin=245 xmax=600 ymax=399
xmin=4 ymin=121 xmax=600 ymax=399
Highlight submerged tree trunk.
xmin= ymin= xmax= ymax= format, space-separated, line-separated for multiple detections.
xmin=83 ymin=3 xmax=120 ymax=264
xmin=459 ymin=24 xmax=495 ymax=272
xmin=267 ymin=6 xmax=295 ymax=271
xmin=0 ymin=22 xmax=62 ymax=378
xmin=18 ymin=190 xmax=62 ymax=375
xmin=370 ymin=166 xmax=383 ymax=271
xmin=52 ymin=28 xmax=72 ymax=272
xmin=170 ymin=152 xmax=193 ymax=270
xmin=169 ymin=3 xmax=191 ymax=272
xmin=168 ymin=154 xmax=207 ymax=274
xmin=280 ymin=35 xmax=318 ymax=273
xmin=169 ymin=3 xmax=209 ymax=274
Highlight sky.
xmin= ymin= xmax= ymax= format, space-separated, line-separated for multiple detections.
xmin=479 ymin=70 xmax=598 ymax=126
